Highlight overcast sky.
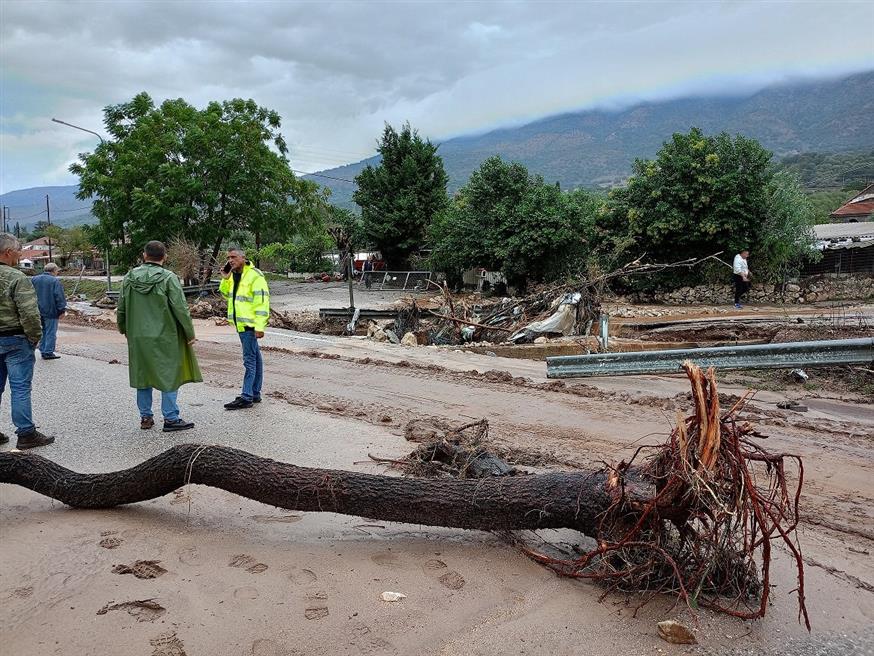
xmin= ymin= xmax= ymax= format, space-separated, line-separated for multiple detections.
xmin=1 ymin=0 xmax=873 ymax=194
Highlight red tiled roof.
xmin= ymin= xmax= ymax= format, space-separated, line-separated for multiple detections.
xmin=830 ymin=182 xmax=874 ymax=218
xmin=831 ymin=199 xmax=874 ymax=217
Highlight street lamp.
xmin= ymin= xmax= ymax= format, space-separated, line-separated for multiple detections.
xmin=51 ymin=118 xmax=105 ymax=145
xmin=52 ymin=118 xmax=111 ymax=291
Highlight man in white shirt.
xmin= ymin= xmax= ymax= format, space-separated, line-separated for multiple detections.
xmin=732 ymin=249 xmax=751 ymax=309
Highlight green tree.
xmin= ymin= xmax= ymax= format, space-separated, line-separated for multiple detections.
xmin=71 ymin=92 xmax=321 ymax=278
xmin=353 ymin=122 xmax=448 ymax=267
xmin=430 ymin=156 xmax=600 ymax=289
xmin=55 ymin=226 xmax=93 ymax=266
xmin=28 ymin=220 xmax=51 ymax=240
xmin=595 ymin=128 xmax=817 ymax=288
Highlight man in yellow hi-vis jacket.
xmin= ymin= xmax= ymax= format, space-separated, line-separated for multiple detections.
xmin=219 ymin=246 xmax=270 ymax=409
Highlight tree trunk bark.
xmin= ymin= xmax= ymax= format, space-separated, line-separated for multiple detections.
xmin=0 ymin=444 xmax=639 ymax=534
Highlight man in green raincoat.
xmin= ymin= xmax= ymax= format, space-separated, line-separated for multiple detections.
xmin=117 ymin=240 xmax=202 ymax=432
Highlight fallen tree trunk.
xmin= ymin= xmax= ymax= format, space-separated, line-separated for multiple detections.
xmin=0 ymin=363 xmax=809 ymax=627
xmin=0 ymin=444 xmax=640 ymax=534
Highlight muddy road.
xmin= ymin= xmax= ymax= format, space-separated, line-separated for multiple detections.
xmin=3 ymin=319 xmax=872 ymax=654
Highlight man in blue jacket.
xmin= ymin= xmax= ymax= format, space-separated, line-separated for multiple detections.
xmin=31 ymin=262 xmax=66 ymax=360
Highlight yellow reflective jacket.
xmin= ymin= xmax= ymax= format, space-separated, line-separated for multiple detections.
xmin=219 ymin=263 xmax=270 ymax=332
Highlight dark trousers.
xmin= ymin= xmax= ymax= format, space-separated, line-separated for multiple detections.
xmin=733 ymin=274 xmax=750 ymax=305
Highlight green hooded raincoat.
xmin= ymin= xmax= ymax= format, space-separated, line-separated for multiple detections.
xmin=117 ymin=263 xmax=202 ymax=391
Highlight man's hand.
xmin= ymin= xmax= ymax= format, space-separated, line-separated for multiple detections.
xmin=255 ymin=331 xmax=264 ymax=339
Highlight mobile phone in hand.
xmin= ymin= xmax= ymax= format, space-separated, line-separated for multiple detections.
xmin=222 ymin=261 xmax=232 ymax=274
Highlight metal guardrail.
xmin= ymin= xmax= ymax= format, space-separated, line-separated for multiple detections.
xmin=319 ymin=307 xmax=399 ymax=321
xmin=105 ymin=281 xmax=220 ymax=301
xmin=546 ymin=337 xmax=874 ymax=379
xmin=362 ymin=270 xmax=432 ymax=291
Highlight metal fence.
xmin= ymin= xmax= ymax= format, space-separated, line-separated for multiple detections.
xmin=362 ymin=270 xmax=433 ymax=291
xmin=546 ymin=337 xmax=874 ymax=379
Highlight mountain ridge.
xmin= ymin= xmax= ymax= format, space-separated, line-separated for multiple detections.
xmin=307 ymin=70 xmax=874 ymax=207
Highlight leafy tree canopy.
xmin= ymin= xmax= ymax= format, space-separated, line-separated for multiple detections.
xmin=595 ymin=128 xmax=818 ymax=287
xmin=353 ymin=122 xmax=448 ymax=267
xmin=71 ymin=92 xmax=322 ymax=274
xmin=430 ymin=156 xmax=601 ymax=289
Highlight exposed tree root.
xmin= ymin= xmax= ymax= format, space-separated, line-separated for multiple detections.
xmin=0 ymin=364 xmax=807 ymax=625
xmin=521 ymin=362 xmax=809 ymax=629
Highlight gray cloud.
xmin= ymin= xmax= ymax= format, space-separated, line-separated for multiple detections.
xmin=1 ymin=0 xmax=872 ymax=192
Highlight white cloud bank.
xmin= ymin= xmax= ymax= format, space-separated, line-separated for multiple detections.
xmin=1 ymin=0 xmax=872 ymax=192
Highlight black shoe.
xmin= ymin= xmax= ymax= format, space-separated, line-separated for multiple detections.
xmin=224 ymin=396 xmax=254 ymax=410
xmin=141 ymin=416 xmax=155 ymax=430
xmin=162 ymin=419 xmax=195 ymax=432
xmin=253 ymin=396 xmax=262 ymax=403
xmin=0 ymin=432 xmax=9 ymax=445
xmin=41 ymin=353 xmax=61 ymax=360
xmin=16 ymin=430 xmax=55 ymax=450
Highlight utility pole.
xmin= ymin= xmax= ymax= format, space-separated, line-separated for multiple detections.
xmin=52 ymin=117 xmax=111 ymax=290
xmin=2 ymin=206 xmax=8 ymax=233
xmin=45 ymin=194 xmax=53 ymax=261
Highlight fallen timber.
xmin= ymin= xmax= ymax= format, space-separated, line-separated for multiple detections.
xmin=0 ymin=363 xmax=810 ymax=626
xmin=547 ymin=336 xmax=874 ymax=378
xmin=0 ymin=444 xmax=623 ymax=533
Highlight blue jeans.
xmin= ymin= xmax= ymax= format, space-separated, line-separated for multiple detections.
xmin=0 ymin=335 xmax=36 ymax=435
xmin=40 ymin=317 xmax=59 ymax=356
xmin=238 ymin=329 xmax=263 ymax=401
xmin=137 ymin=388 xmax=180 ymax=421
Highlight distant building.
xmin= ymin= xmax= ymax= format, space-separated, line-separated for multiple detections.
xmin=802 ymin=222 xmax=874 ymax=275
xmin=21 ymin=237 xmax=54 ymax=263
xmin=22 ymin=236 xmax=102 ymax=270
xmin=829 ymin=183 xmax=874 ymax=223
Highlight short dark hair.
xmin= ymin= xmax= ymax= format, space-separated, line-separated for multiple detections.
xmin=144 ymin=240 xmax=167 ymax=261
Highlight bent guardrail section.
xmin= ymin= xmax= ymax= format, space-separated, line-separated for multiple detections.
xmin=546 ymin=337 xmax=874 ymax=378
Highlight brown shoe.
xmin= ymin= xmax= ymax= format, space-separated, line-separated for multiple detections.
xmin=16 ymin=430 xmax=55 ymax=450
xmin=141 ymin=416 xmax=155 ymax=430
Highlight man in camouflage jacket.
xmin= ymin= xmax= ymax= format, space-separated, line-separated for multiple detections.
xmin=0 ymin=233 xmax=55 ymax=449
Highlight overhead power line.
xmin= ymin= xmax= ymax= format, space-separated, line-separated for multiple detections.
xmin=11 ymin=209 xmax=47 ymax=220
xmin=292 ymin=169 xmax=357 ymax=184
xmin=57 ymin=205 xmax=94 ymax=213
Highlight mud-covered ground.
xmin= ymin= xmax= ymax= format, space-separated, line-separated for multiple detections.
xmin=1 ymin=311 xmax=871 ymax=655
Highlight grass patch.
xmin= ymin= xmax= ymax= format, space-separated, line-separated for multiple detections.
xmin=61 ymin=278 xmax=118 ymax=300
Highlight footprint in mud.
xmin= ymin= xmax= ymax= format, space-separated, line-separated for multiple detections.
xmin=350 ymin=624 xmax=398 ymax=655
xmin=12 ymin=586 xmax=33 ymax=598
xmin=176 ymin=545 xmax=201 ymax=566
xmin=422 ymin=559 xmax=447 ymax=573
xmin=234 ymin=586 xmax=260 ymax=600
xmin=100 ymin=530 xmax=119 ymax=537
xmin=438 ymin=571 xmax=466 ymax=590
xmin=304 ymin=606 xmax=329 ymax=620
xmin=306 ymin=590 xmax=328 ymax=601
xmin=150 ymin=630 xmax=187 ymax=656
xmin=99 ymin=537 xmax=123 ymax=549
xmin=113 ymin=560 xmax=167 ymax=579
xmin=229 ymin=554 xmax=269 ymax=574
xmin=250 ymin=513 xmax=304 ymax=524
xmin=97 ymin=599 xmax=166 ymax=622
xmin=370 ymin=551 xmax=398 ymax=567
xmin=287 ymin=568 xmax=317 ymax=585
xmin=250 ymin=638 xmax=301 ymax=656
